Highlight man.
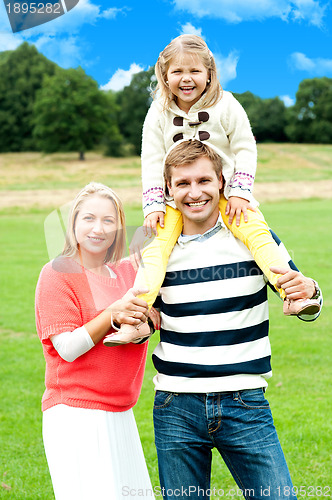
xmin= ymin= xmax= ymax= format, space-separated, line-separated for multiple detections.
xmin=152 ymin=140 xmax=322 ymax=500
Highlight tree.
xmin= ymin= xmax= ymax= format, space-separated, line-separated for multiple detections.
xmin=116 ymin=67 xmax=155 ymax=155
xmin=102 ymin=91 xmax=125 ymax=157
xmin=234 ymin=91 xmax=287 ymax=142
xmin=0 ymin=42 xmax=56 ymax=151
xmin=33 ymin=67 xmax=115 ymax=160
xmin=286 ymin=77 xmax=332 ymax=143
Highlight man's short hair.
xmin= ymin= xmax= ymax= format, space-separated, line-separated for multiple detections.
xmin=164 ymin=140 xmax=224 ymax=184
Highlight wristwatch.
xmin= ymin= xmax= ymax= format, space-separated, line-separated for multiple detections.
xmin=311 ymin=280 xmax=321 ymax=300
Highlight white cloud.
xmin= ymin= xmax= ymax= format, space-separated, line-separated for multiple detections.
xmin=290 ymin=52 xmax=332 ymax=74
xmin=280 ymin=95 xmax=295 ymax=107
xmin=180 ymin=22 xmax=203 ymax=37
xmin=173 ymin=0 xmax=326 ymax=27
xmin=35 ymin=34 xmax=86 ymax=68
xmin=0 ymin=32 xmax=23 ymax=51
xmin=100 ymin=63 xmax=145 ymax=92
xmin=101 ymin=7 xmax=127 ymax=20
xmin=214 ymin=50 xmax=240 ymax=88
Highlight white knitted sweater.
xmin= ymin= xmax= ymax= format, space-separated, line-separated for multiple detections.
xmin=141 ymin=91 xmax=257 ymax=217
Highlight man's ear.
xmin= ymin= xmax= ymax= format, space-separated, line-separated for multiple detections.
xmin=167 ymin=180 xmax=173 ymax=197
xmin=218 ymin=173 xmax=224 ymax=192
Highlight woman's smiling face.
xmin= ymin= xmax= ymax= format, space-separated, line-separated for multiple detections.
xmin=74 ymin=194 xmax=118 ymax=261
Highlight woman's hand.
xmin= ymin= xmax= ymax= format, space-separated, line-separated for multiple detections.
xmin=143 ymin=211 xmax=165 ymax=237
xmin=108 ymin=287 xmax=149 ymax=328
xmin=225 ymin=196 xmax=256 ymax=226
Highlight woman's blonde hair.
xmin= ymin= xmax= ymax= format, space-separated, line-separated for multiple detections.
xmin=62 ymin=182 xmax=126 ymax=265
xmin=154 ymin=34 xmax=222 ymax=110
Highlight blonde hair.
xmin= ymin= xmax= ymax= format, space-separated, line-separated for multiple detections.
xmin=62 ymin=182 xmax=126 ymax=265
xmin=164 ymin=140 xmax=224 ymax=185
xmin=154 ymin=34 xmax=222 ymax=110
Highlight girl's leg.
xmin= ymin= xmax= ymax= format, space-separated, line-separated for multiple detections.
xmin=219 ymin=195 xmax=289 ymax=299
xmin=219 ymin=196 xmax=320 ymax=317
xmin=104 ymin=207 xmax=183 ymax=346
xmin=135 ymin=206 xmax=183 ymax=309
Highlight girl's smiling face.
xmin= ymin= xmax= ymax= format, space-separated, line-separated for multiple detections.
xmin=166 ymin=52 xmax=209 ymax=113
xmin=74 ymin=194 xmax=118 ymax=261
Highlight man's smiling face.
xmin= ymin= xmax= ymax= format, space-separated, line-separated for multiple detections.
xmin=167 ymin=156 xmax=223 ymax=235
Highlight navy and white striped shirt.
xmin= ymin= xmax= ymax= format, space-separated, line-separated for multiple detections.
xmin=152 ymin=218 xmax=305 ymax=393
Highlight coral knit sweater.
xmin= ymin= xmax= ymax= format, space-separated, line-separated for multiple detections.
xmin=35 ymin=256 xmax=148 ymax=413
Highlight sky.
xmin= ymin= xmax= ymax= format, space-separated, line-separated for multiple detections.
xmin=1 ymin=0 xmax=332 ymax=106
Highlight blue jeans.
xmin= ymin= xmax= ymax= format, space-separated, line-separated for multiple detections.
xmin=153 ymin=389 xmax=297 ymax=500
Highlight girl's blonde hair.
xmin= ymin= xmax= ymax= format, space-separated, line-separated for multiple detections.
xmin=154 ymin=34 xmax=222 ymax=110
xmin=62 ymin=182 xmax=126 ymax=265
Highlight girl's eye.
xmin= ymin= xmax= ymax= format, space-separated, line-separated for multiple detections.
xmin=104 ymin=219 xmax=115 ymax=224
xmin=83 ymin=216 xmax=93 ymax=221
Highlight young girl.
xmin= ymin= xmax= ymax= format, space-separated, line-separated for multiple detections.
xmin=104 ymin=34 xmax=320 ymax=346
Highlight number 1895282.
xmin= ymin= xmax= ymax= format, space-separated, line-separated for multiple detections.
xmin=277 ymin=486 xmax=331 ymax=497
xmin=5 ymin=3 xmax=62 ymax=14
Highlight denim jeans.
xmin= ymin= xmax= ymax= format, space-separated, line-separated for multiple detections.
xmin=153 ymin=389 xmax=297 ymax=500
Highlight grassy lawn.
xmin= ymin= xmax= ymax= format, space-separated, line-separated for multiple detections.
xmin=1 ymin=143 xmax=332 ymax=194
xmin=0 ymin=196 xmax=331 ymax=498
xmin=256 ymin=143 xmax=332 ymax=182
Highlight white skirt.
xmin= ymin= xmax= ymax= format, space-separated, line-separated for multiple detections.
xmin=43 ymin=405 xmax=155 ymax=500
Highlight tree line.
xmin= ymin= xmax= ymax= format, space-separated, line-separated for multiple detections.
xmin=1 ymin=42 xmax=331 ymax=160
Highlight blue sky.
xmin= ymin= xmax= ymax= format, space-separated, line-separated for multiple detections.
xmin=1 ymin=0 xmax=332 ymax=105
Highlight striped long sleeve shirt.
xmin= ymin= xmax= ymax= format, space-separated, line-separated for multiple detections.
xmin=152 ymin=219 xmax=321 ymax=393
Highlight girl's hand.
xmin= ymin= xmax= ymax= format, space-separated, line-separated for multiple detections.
xmin=143 ymin=211 xmax=165 ymax=237
xmin=225 ymin=196 xmax=256 ymax=227
xmin=149 ymin=306 xmax=161 ymax=331
xmin=108 ymin=287 xmax=149 ymax=327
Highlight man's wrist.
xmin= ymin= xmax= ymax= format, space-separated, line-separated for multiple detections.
xmin=311 ymin=280 xmax=321 ymax=300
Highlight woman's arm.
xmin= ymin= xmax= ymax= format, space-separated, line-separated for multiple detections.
xmin=50 ymin=287 xmax=150 ymax=361
xmin=51 ymin=327 xmax=94 ymax=362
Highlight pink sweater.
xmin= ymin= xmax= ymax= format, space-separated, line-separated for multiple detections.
xmin=35 ymin=257 xmax=148 ymax=412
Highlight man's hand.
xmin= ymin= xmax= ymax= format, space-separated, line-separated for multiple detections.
xmin=270 ymin=267 xmax=315 ymax=300
xmin=225 ymin=196 xmax=256 ymax=226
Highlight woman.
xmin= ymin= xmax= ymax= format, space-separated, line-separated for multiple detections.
xmin=35 ymin=182 xmax=154 ymax=500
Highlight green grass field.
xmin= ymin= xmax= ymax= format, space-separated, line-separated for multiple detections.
xmin=1 ymin=143 xmax=332 ymax=194
xmin=0 ymin=146 xmax=331 ymax=498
